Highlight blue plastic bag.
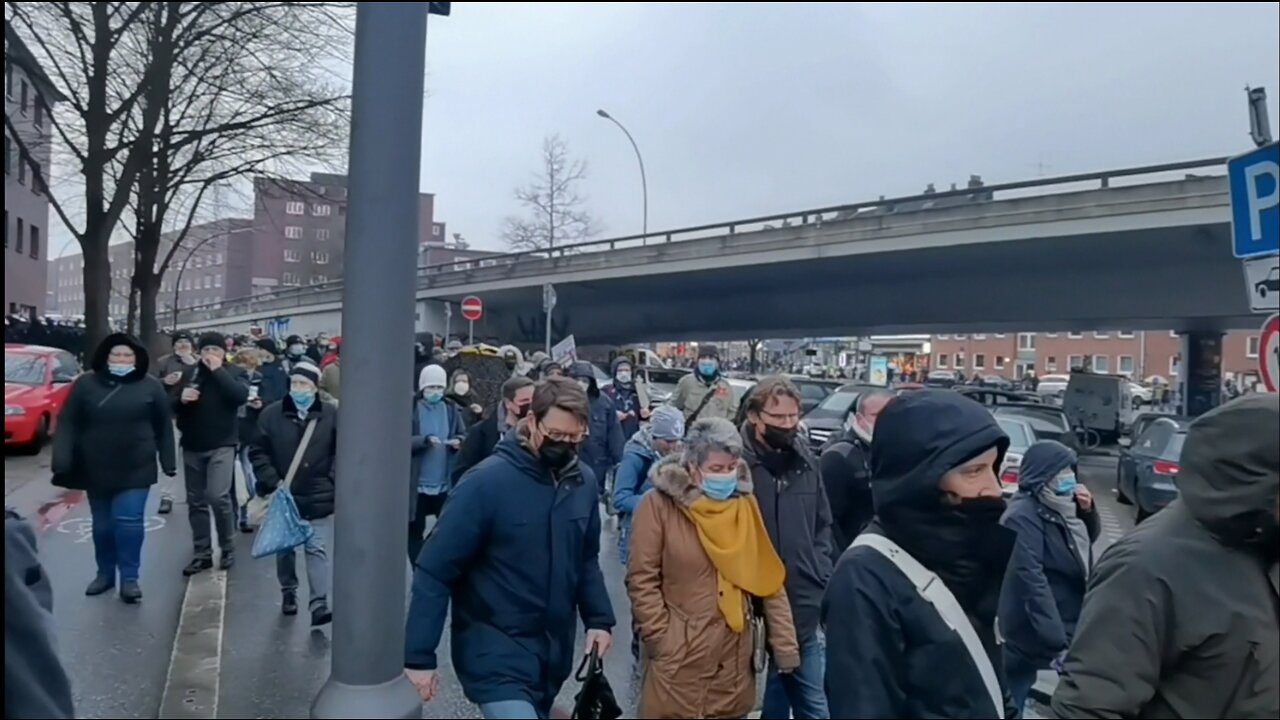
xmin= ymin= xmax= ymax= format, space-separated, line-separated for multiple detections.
xmin=251 ymin=486 xmax=314 ymax=559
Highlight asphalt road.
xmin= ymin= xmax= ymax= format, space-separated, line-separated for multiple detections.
xmin=6 ymin=446 xmax=1134 ymax=719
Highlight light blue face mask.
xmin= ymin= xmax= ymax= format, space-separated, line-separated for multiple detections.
xmin=424 ymin=390 xmax=445 ymax=404
xmin=1053 ymin=471 xmax=1078 ymax=496
xmin=107 ymin=363 xmax=134 ymax=377
xmin=701 ymin=472 xmax=737 ymax=501
xmin=698 ymin=360 xmax=718 ymax=378
xmin=290 ymin=389 xmax=316 ymax=410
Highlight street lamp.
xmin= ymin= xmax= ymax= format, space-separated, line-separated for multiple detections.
xmin=596 ymin=108 xmax=648 ymax=238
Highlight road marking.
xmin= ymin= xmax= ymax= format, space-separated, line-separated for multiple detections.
xmin=56 ymin=515 xmax=166 ymax=543
xmin=1095 ymin=504 xmax=1127 ymax=546
xmin=159 ymin=568 xmax=227 ymax=719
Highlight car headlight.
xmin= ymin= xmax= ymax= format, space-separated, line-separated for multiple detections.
xmin=5 ymin=405 xmax=26 ymax=417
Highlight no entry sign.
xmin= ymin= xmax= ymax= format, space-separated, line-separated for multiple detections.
xmin=1259 ymin=313 xmax=1279 ymax=393
xmin=460 ymin=296 xmax=483 ymax=322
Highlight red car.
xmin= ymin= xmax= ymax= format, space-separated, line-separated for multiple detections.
xmin=5 ymin=344 xmax=81 ymax=453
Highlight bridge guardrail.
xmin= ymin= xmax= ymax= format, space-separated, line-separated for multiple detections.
xmin=176 ymin=156 xmax=1229 ymax=325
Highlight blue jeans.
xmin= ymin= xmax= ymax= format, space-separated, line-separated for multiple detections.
xmin=1004 ymin=649 xmax=1044 ymax=719
xmin=478 ymin=699 xmax=541 ymax=719
xmin=88 ymin=488 xmax=150 ymax=582
xmin=761 ymin=630 xmax=829 ymax=719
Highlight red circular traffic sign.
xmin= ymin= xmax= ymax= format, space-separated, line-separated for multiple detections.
xmin=460 ymin=295 xmax=483 ymax=322
xmin=1259 ymin=313 xmax=1279 ymax=393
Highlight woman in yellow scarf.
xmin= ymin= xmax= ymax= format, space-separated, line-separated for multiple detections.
xmin=627 ymin=417 xmax=801 ymax=719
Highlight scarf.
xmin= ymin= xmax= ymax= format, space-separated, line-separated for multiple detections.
xmin=681 ymin=495 xmax=786 ymax=632
xmin=1039 ymin=486 xmax=1093 ymax=577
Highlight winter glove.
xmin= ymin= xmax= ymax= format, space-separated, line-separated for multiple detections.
xmin=1051 ymin=651 xmax=1068 ymax=674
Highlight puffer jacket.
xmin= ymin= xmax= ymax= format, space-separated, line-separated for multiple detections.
xmin=612 ymin=426 xmax=659 ymax=565
xmin=670 ymin=371 xmax=738 ymax=423
xmin=1052 ymin=393 xmax=1279 ymax=720
xmin=249 ymin=395 xmax=338 ymax=520
xmin=998 ymin=440 xmax=1100 ymax=665
xmin=628 ymin=456 xmax=800 ymax=719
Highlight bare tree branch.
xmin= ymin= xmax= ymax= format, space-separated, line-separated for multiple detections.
xmin=501 ymin=134 xmax=599 ymax=252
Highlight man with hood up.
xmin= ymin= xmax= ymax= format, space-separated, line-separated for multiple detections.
xmin=1051 ymin=393 xmax=1279 ymax=720
xmin=600 ymin=356 xmax=650 ymax=440
xmin=823 ymin=389 xmax=1018 ymax=719
xmin=819 ymin=389 xmax=893 ymax=563
xmin=568 ymin=362 xmax=625 ymax=497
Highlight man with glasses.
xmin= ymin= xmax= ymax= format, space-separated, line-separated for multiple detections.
xmin=744 ymin=375 xmax=835 ymax=719
xmin=404 ymin=377 xmax=615 ymax=720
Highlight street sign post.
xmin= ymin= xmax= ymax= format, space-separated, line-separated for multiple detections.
xmin=443 ymin=300 xmax=452 ymax=343
xmin=1259 ymin=313 xmax=1279 ymax=393
xmin=542 ymin=283 xmax=557 ymax=356
xmin=1228 ymin=143 xmax=1279 ymax=259
xmin=461 ymin=295 xmax=482 ymax=345
xmin=1243 ymin=254 xmax=1280 ymax=313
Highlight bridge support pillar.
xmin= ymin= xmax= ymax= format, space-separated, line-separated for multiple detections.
xmin=1176 ymin=330 xmax=1224 ymax=418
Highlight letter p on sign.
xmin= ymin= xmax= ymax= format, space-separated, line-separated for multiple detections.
xmin=1229 ymin=143 xmax=1280 ymax=259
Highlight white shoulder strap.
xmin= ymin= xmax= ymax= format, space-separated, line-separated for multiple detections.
xmin=852 ymin=533 xmax=1005 ymax=719
xmin=282 ymin=419 xmax=318 ymax=492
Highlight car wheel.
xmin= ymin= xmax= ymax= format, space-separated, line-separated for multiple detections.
xmin=20 ymin=416 xmax=50 ymax=456
xmin=1136 ymin=506 xmax=1152 ymax=524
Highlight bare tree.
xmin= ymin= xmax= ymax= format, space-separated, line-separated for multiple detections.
xmin=502 ymin=134 xmax=598 ymax=252
xmin=122 ymin=2 xmax=352 ymax=343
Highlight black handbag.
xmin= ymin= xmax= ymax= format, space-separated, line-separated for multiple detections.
xmin=570 ymin=649 xmax=623 ymax=720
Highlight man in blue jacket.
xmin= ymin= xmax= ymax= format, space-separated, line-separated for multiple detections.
xmin=404 ymin=377 xmax=615 ymax=719
xmin=823 ymin=390 xmax=1018 ymax=719
xmin=998 ymin=440 xmax=1099 ymax=715
xmin=612 ymin=404 xmax=684 ymax=566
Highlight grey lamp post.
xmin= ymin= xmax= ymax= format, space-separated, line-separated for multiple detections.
xmin=596 ymin=108 xmax=648 ymax=238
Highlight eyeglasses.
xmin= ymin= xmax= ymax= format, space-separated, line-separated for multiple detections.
xmin=538 ymin=423 xmax=586 ymax=444
xmin=758 ymin=409 xmax=800 ymax=424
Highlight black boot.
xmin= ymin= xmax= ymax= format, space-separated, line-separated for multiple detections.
xmin=120 ymin=580 xmax=143 ymax=604
xmin=219 ymin=552 xmax=235 ymax=571
xmin=310 ymin=603 xmax=333 ymax=627
xmin=282 ymin=592 xmax=299 ymax=616
xmin=158 ymin=496 xmax=174 ymax=515
xmin=85 ymin=575 xmax=115 ymax=596
xmin=182 ymin=558 xmax=213 ymax=577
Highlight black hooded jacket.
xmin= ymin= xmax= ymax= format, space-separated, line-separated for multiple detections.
xmin=52 ymin=333 xmax=177 ymax=491
xmin=174 ymin=352 xmax=250 ymax=452
xmin=822 ymin=390 xmax=1017 ymax=719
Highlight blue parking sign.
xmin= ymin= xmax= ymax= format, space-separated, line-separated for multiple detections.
xmin=1228 ymin=143 xmax=1279 ymax=258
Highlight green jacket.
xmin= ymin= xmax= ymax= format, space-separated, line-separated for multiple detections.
xmin=670 ymin=372 xmax=738 ymax=424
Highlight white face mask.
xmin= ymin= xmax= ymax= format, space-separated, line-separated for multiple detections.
xmin=454 ymin=381 xmax=470 ymax=396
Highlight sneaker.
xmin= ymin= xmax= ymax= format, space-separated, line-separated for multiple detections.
xmin=85 ymin=575 xmax=115 ymax=596
xmin=282 ymin=592 xmax=299 ymax=616
xmin=239 ymin=518 xmax=254 ymax=534
xmin=120 ymin=580 xmax=143 ymax=604
xmin=182 ymin=558 xmax=213 ymax=577
xmin=219 ymin=553 xmax=235 ymax=571
xmin=310 ymin=604 xmax=333 ymax=627
xmin=158 ymin=496 xmax=174 ymax=515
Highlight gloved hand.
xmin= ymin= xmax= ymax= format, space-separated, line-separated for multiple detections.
xmin=1051 ymin=651 xmax=1068 ymax=674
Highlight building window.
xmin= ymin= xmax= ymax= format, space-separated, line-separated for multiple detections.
xmin=433 ymin=224 xmax=442 ymax=237
xmin=29 ymin=159 xmax=42 ymax=194
xmin=994 ymin=356 xmax=1007 ymax=370
xmin=993 ymin=333 xmax=1006 ymax=338
xmin=973 ymin=354 xmax=986 ymax=370
xmin=1045 ymin=332 xmax=1059 ymax=337
xmin=18 ymin=150 xmax=27 ymax=185
xmin=936 ymin=334 xmax=949 ymax=340
xmin=936 ymin=353 xmax=949 ymax=369
xmin=16 ymin=218 xmax=25 ymax=253
xmin=1068 ymin=354 xmax=1084 ymax=371
xmin=284 ymin=249 xmax=301 ymax=262
xmin=1092 ymin=355 xmax=1110 ymax=373
xmin=282 ymin=272 xmax=300 ymax=286
xmin=284 ymin=226 xmax=303 ymax=239
xmin=1169 ymin=356 xmax=1180 ymax=376
xmin=33 ymin=97 xmax=44 ymax=130
xmin=313 ymin=203 xmax=332 ymax=217
xmin=1018 ymin=333 xmax=1036 ymax=351
xmin=285 ymin=201 xmax=305 ymax=215
xmin=29 ymin=225 xmax=39 ymax=259
xmin=214 ymin=275 xmax=222 ymax=288
xmin=1094 ymin=331 xmax=1110 ymax=339
xmin=1068 ymin=331 xmax=1083 ymax=339
xmin=1246 ymin=335 xmax=1260 ymax=358
xmin=313 ymin=274 xmax=328 ymax=284
xmin=1045 ymin=356 xmax=1058 ymax=372
xmin=1118 ymin=330 xmax=1135 ymax=339
xmin=312 ymin=251 xmax=330 ymax=264
xmin=316 ymin=228 xmax=331 ymax=241
xmin=1118 ymin=355 xmax=1135 ymax=376
xmin=954 ymin=352 xmax=966 ymax=369
xmin=204 ymin=276 xmax=213 ymax=289
xmin=20 ymin=79 xmax=29 ymax=114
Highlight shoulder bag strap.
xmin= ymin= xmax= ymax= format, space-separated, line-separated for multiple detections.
xmin=282 ymin=418 xmax=318 ymax=492
xmin=685 ymin=382 xmax=720 ymax=428
xmin=852 ymin=533 xmax=1005 ymax=719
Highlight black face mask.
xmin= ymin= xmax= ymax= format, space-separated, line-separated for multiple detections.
xmin=511 ymin=403 xmax=531 ymax=420
xmin=762 ymin=424 xmax=798 ymax=451
xmin=538 ymin=439 xmax=578 ymax=470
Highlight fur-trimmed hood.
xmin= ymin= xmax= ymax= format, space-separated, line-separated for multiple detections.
xmin=649 ymin=454 xmax=753 ymax=508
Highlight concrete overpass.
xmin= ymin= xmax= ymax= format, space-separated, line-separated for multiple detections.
xmin=177 ymin=157 xmax=1253 ymax=344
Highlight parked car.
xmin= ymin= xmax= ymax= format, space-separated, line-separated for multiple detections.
xmin=783 ymin=375 xmax=842 ymax=415
xmin=924 ymin=369 xmax=958 ymax=388
xmin=5 ymin=344 xmax=81 ymax=453
xmin=797 ymin=383 xmax=885 ymax=449
xmin=956 ymin=386 xmax=1044 ymax=406
xmin=640 ymin=366 xmax=691 ymax=409
xmin=993 ymin=415 xmax=1037 ymax=496
xmin=1063 ymin=372 xmax=1133 ymax=444
xmin=978 ymin=374 xmax=1016 ymax=390
xmin=991 ymin=403 xmax=1079 ymax=453
xmin=1117 ymin=416 xmax=1189 ymax=522
xmin=1035 ymin=373 xmax=1071 ymax=402
xmin=1127 ymin=382 xmax=1153 ymax=409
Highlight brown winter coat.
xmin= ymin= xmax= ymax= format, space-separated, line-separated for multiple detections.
xmin=627 ymin=457 xmax=801 ymax=719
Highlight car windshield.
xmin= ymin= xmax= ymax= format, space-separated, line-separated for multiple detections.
xmin=5 ymin=354 xmax=46 ymax=385
xmin=812 ymin=389 xmax=860 ymax=416
xmin=1164 ymin=432 xmax=1187 ymax=460
xmin=994 ymin=405 xmax=1071 ymax=432
xmin=995 ymin=417 xmax=1034 ymax=449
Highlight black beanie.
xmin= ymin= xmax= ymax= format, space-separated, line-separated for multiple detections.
xmin=172 ymin=331 xmax=194 ymax=347
xmin=197 ymin=332 xmax=226 ymax=352
xmin=256 ymin=338 xmax=280 ymax=356
xmin=698 ymin=344 xmax=720 ymax=360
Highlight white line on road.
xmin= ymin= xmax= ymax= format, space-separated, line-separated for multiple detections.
xmin=159 ymin=568 xmax=227 ymax=720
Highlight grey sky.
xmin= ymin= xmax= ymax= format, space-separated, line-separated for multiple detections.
xmin=421 ymin=2 xmax=1279 ymax=251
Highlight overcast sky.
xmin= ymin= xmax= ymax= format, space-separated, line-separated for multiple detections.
xmin=418 ymin=1 xmax=1279 ymax=251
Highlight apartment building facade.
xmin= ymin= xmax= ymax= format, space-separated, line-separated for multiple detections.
xmin=5 ymin=24 xmax=65 ymax=318
xmin=931 ymin=330 xmax=1263 ymax=382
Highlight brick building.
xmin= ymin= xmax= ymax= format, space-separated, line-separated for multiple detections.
xmin=5 ymin=23 xmax=65 ymax=318
xmin=931 ymin=330 xmax=1263 ymax=383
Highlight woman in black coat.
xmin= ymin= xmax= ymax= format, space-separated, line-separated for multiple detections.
xmin=52 ymin=333 xmax=176 ymax=604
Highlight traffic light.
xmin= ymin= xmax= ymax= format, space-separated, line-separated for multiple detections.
xmin=429 ymin=2 xmax=451 ymax=15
